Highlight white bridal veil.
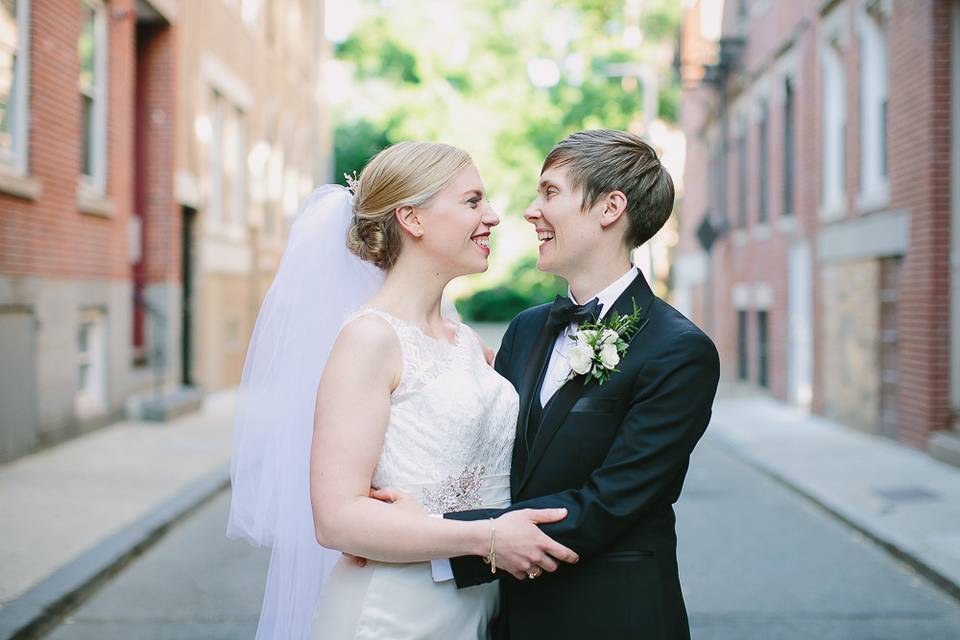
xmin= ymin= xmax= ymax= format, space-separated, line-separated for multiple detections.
xmin=227 ymin=185 xmax=384 ymax=639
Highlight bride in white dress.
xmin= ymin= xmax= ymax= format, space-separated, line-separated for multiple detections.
xmin=228 ymin=142 xmax=578 ymax=639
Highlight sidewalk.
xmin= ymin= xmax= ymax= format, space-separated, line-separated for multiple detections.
xmin=0 ymin=389 xmax=237 ymax=639
xmin=707 ymin=384 xmax=960 ymax=599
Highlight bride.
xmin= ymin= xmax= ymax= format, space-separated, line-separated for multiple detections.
xmin=228 ymin=141 xmax=578 ymax=639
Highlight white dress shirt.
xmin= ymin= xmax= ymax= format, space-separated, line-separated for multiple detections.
xmin=539 ymin=266 xmax=639 ymax=407
xmin=431 ymin=266 xmax=640 ymax=582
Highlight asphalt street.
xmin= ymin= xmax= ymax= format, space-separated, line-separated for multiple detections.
xmin=45 ymin=434 xmax=960 ymax=639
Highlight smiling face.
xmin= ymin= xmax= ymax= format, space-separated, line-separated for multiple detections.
xmin=524 ymin=165 xmax=605 ymax=279
xmin=414 ymin=163 xmax=500 ymax=278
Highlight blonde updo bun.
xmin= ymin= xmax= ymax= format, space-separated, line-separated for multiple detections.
xmin=347 ymin=141 xmax=472 ymax=270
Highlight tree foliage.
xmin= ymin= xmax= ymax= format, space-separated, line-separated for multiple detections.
xmin=331 ymin=0 xmax=681 ymax=315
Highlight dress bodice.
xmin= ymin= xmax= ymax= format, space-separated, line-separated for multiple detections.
xmin=345 ymin=309 xmax=518 ymax=514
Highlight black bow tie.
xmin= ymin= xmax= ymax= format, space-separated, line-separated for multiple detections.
xmin=547 ymin=295 xmax=602 ymax=330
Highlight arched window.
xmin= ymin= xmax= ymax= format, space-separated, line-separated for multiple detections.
xmin=820 ymin=26 xmax=847 ymax=220
xmin=857 ymin=0 xmax=890 ymax=211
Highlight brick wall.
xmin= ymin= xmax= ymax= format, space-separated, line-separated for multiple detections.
xmin=0 ymin=0 xmax=135 ymax=280
xmin=893 ymin=0 xmax=954 ymax=446
xmin=678 ymin=0 xmax=955 ymax=448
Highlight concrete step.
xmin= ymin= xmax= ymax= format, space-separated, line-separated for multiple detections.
xmin=929 ymin=429 xmax=960 ymax=469
xmin=126 ymin=386 xmax=205 ymax=422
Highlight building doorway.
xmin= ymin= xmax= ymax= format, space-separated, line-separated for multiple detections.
xmin=181 ymin=206 xmax=197 ymax=387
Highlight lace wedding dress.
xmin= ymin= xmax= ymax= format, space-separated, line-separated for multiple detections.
xmin=310 ymin=308 xmax=519 ymax=639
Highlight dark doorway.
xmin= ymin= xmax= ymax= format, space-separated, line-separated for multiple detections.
xmin=878 ymin=256 xmax=902 ymax=440
xmin=181 ymin=206 xmax=197 ymax=387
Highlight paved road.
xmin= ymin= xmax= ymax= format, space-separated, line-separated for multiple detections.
xmin=46 ymin=435 xmax=960 ymax=639
xmin=678 ymin=435 xmax=960 ymax=639
xmin=45 ymin=491 xmax=269 ymax=640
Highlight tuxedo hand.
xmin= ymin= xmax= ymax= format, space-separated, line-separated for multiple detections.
xmin=370 ymin=486 xmax=425 ymax=515
xmin=493 ymin=509 xmax=579 ymax=580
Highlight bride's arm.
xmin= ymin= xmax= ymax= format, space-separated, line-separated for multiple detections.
xmin=310 ymin=316 xmax=577 ymax=577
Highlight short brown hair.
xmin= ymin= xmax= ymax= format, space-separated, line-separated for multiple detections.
xmin=542 ymin=130 xmax=674 ymax=248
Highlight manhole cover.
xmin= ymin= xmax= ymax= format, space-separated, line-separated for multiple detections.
xmin=873 ymin=486 xmax=940 ymax=503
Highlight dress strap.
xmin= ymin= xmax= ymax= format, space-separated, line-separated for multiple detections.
xmin=340 ymin=307 xmax=405 ymax=334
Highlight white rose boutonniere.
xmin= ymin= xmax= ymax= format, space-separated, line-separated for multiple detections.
xmin=562 ymin=302 xmax=643 ymax=386
xmin=567 ymin=344 xmax=594 ymax=375
xmin=600 ymin=343 xmax=620 ymax=369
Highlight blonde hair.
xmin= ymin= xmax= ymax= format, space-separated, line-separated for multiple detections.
xmin=347 ymin=142 xmax=473 ymax=270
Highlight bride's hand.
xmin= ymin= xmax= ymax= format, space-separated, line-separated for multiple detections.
xmin=370 ymin=487 xmax=424 ymax=516
xmin=492 ymin=509 xmax=579 ymax=580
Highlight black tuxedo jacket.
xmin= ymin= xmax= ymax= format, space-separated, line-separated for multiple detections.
xmin=446 ymin=271 xmax=720 ymax=640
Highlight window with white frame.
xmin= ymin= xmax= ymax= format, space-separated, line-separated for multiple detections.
xmin=737 ymin=120 xmax=748 ymax=227
xmin=858 ymin=0 xmax=890 ymax=209
xmin=208 ymin=92 xmax=224 ymax=226
xmin=224 ymin=103 xmax=245 ymax=226
xmin=820 ymin=35 xmax=847 ymax=219
xmin=262 ymin=123 xmax=279 ymax=238
xmin=208 ymin=91 xmax=246 ymax=229
xmin=0 ymin=0 xmax=29 ymax=173
xmin=783 ymin=77 xmax=795 ymax=216
xmin=757 ymin=99 xmax=769 ymax=224
xmin=78 ymin=0 xmax=107 ymax=193
xmin=76 ymin=308 xmax=107 ymax=416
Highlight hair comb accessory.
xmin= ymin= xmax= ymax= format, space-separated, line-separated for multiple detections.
xmin=344 ymin=171 xmax=360 ymax=196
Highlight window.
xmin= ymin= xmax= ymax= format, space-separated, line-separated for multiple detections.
xmin=820 ymin=37 xmax=847 ymax=219
xmin=208 ymin=92 xmax=246 ymax=229
xmin=737 ymin=310 xmax=749 ymax=381
xmin=858 ymin=1 xmax=890 ymax=208
xmin=224 ymin=104 xmax=245 ymax=226
xmin=757 ymin=310 xmax=769 ymax=388
xmin=209 ymin=92 xmax=224 ymax=225
xmin=78 ymin=0 xmax=108 ymax=193
xmin=262 ymin=120 xmax=279 ymax=238
xmin=0 ymin=0 xmax=29 ymax=172
xmin=737 ymin=123 xmax=747 ymax=227
xmin=783 ymin=78 xmax=795 ymax=216
xmin=757 ymin=100 xmax=768 ymax=224
xmin=76 ymin=308 xmax=107 ymax=416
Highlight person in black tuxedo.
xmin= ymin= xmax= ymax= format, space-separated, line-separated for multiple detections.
xmin=432 ymin=129 xmax=721 ymax=639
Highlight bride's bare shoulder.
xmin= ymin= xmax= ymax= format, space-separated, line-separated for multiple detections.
xmin=336 ymin=312 xmax=399 ymax=353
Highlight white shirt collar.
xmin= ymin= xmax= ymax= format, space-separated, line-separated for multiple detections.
xmin=568 ymin=266 xmax=639 ymax=322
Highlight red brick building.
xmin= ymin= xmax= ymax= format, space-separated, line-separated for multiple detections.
xmin=675 ymin=0 xmax=958 ymax=454
xmin=0 ymin=0 xmax=329 ymax=463
xmin=0 ymin=0 xmax=179 ymax=462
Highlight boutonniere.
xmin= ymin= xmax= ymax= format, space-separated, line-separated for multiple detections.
xmin=564 ymin=302 xmax=643 ymax=386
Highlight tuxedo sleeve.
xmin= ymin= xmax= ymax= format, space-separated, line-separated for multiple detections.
xmin=448 ymin=330 xmax=719 ymax=588
xmin=492 ymin=315 xmax=518 ymax=378
xmin=442 ymin=316 xmax=522 ymax=588
xmin=509 ymin=331 xmax=719 ymax=559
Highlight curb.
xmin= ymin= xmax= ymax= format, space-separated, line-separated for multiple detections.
xmin=0 ymin=464 xmax=230 ymax=640
xmin=709 ymin=433 xmax=960 ymax=603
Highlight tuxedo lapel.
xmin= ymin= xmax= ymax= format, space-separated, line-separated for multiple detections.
xmin=511 ymin=314 xmax=555 ymax=490
xmin=516 ymin=271 xmax=656 ymax=494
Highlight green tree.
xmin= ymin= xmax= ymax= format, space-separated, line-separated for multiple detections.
xmin=331 ymin=0 xmax=682 ymax=310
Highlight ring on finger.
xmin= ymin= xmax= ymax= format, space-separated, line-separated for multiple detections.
xmin=527 ymin=567 xmax=542 ymax=579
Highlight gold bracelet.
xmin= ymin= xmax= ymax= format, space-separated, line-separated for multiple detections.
xmin=481 ymin=518 xmax=496 ymax=574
